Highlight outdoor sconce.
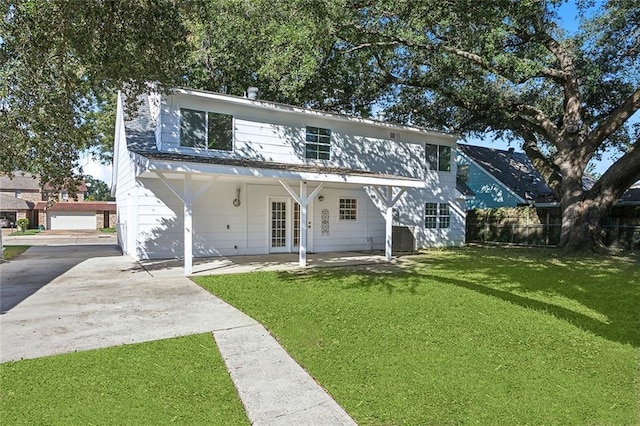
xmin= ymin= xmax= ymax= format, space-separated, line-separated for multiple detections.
xmin=233 ymin=187 xmax=241 ymax=207
xmin=318 ymin=195 xmax=324 ymax=202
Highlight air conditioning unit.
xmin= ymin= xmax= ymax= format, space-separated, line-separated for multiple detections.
xmin=389 ymin=131 xmax=401 ymax=141
xmin=392 ymin=226 xmax=415 ymax=253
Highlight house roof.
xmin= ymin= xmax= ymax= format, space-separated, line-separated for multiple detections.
xmin=0 ymin=173 xmax=87 ymax=192
xmin=458 ymin=144 xmax=558 ymax=203
xmin=125 ymin=94 xmax=425 ymax=188
xmin=35 ymin=201 xmax=116 ymax=212
xmin=0 ymin=193 xmax=35 ymax=210
xmin=456 ymin=177 xmax=475 ymax=198
xmin=0 ymin=173 xmax=41 ymax=191
xmin=458 ymin=144 xmax=640 ymax=205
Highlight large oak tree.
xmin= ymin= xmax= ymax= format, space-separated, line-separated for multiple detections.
xmin=2 ymin=0 xmax=638 ymax=252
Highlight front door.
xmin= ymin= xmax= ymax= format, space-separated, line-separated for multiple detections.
xmin=270 ymin=199 xmax=288 ymax=253
xmin=270 ymin=198 xmax=313 ymax=253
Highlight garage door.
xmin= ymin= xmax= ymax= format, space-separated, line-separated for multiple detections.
xmin=49 ymin=212 xmax=96 ymax=230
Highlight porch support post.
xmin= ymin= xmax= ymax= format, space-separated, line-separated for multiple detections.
xmin=278 ymin=180 xmax=324 ymax=268
xmin=385 ymin=186 xmax=393 ymax=262
xmin=299 ymin=181 xmax=308 ymax=267
xmin=184 ymin=174 xmax=193 ymax=275
xmin=371 ymin=185 xmax=406 ymax=262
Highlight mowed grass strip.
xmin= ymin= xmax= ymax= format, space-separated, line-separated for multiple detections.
xmin=0 ymin=334 xmax=249 ymax=425
xmin=1 ymin=245 xmax=30 ymax=261
xmin=195 ymin=247 xmax=640 ymax=425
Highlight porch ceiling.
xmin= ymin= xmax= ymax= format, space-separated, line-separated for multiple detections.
xmin=134 ymin=152 xmax=426 ymax=188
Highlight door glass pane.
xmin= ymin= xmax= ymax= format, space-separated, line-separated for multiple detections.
xmin=271 ymin=201 xmax=286 ymax=248
xmin=293 ymin=203 xmax=300 ymax=247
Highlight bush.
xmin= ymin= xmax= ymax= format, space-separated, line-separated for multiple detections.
xmin=16 ymin=218 xmax=29 ymax=232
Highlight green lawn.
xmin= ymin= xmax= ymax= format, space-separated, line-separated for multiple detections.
xmin=1 ymin=245 xmax=30 ymax=260
xmin=195 ymin=247 xmax=640 ymax=425
xmin=0 ymin=334 xmax=248 ymax=425
xmin=8 ymin=229 xmax=40 ymax=236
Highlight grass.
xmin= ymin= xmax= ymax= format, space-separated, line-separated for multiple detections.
xmin=1 ymin=245 xmax=30 ymax=260
xmin=8 ymin=229 xmax=40 ymax=236
xmin=195 ymin=246 xmax=640 ymax=425
xmin=100 ymin=227 xmax=116 ymax=233
xmin=0 ymin=334 xmax=248 ymax=425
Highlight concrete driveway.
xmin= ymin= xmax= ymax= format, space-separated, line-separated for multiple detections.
xmin=0 ymin=244 xmax=256 ymax=362
xmin=0 ymin=241 xmax=356 ymax=425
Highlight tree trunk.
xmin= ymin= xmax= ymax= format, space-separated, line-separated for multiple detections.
xmin=559 ymin=197 xmax=610 ymax=253
xmin=556 ymin=152 xmax=612 ymax=253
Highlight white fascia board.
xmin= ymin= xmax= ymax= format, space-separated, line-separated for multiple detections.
xmin=173 ymin=88 xmax=458 ymax=143
xmin=111 ymin=92 xmax=124 ymax=198
xmin=457 ymin=150 xmax=526 ymax=204
xmin=137 ymin=156 xmax=425 ymax=188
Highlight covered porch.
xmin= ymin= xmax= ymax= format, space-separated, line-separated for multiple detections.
xmin=134 ymin=153 xmax=425 ymax=275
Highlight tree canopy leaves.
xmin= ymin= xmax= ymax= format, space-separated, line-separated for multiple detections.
xmin=1 ymin=0 xmax=638 ymax=250
xmin=1 ymin=0 xmax=187 ymax=190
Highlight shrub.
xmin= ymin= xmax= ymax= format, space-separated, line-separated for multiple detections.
xmin=16 ymin=218 xmax=29 ymax=232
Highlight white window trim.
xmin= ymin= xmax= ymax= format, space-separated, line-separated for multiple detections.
xmin=179 ymin=107 xmax=235 ymax=153
xmin=304 ymin=126 xmax=332 ymax=161
xmin=338 ymin=197 xmax=358 ymax=222
xmin=425 ymin=143 xmax=452 ymax=172
xmin=425 ymin=202 xmax=451 ymax=230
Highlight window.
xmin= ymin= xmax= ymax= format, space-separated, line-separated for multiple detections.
xmin=457 ymin=164 xmax=469 ymax=183
xmin=425 ymin=203 xmax=438 ymax=229
xmin=425 ymin=202 xmax=450 ymax=229
xmin=305 ymin=126 xmax=331 ymax=160
xmin=61 ymin=191 xmax=68 ymax=201
xmin=180 ymin=108 xmax=233 ymax=151
xmin=339 ymin=198 xmax=357 ymax=220
xmin=425 ymin=144 xmax=451 ymax=172
xmin=14 ymin=190 xmax=21 ymax=198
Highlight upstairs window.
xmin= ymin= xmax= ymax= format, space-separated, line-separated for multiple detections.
xmin=339 ymin=198 xmax=357 ymax=220
xmin=425 ymin=144 xmax=451 ymax=172
xmin=305 ymin=126 xmax=331 ymax=160
xmin=425 ymin=202 xmax=450 ymax=229
xmin=180 ymin=108 xmax=233 ymax=151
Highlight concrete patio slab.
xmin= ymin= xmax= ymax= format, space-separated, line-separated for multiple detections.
xmin=138 ymin=251 xmax=396 ymax=277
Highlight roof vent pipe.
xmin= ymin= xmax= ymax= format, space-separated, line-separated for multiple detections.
xmin=247 ymin=87 xmax=259 ymax=100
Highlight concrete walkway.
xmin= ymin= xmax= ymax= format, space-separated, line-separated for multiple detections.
xmin=0 ymin=244 xmax=356 ymax=425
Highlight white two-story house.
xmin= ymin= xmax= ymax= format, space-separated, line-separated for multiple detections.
xmin=112 ymin=87 xmax=468 ymax=274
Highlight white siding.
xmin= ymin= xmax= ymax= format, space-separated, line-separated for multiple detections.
xmin=113 ymin=94 xmax=139 ymax=257
xmin=117 ymin=90 xmax=466 ymax=260
xmin=157 ymin=92 xmax=456 ymax=180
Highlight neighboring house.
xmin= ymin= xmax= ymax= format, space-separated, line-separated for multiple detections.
xmin=0 ymin=173 xmax=115 ymax=229
xmin=112 ymin=87 xmax=470 ymax=273
xmin=456 ymin=144 xmax=639 ymax=209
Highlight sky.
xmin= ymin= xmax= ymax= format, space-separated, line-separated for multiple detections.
xmin=83 ymin=1 xmax=628 ymax=184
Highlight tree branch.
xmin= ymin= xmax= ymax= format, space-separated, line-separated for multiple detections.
xmin=588 ymin=142 xmax=640 ymax=204
xmin=345 ymin=41 xmax=400 ymax=53
xmin=584 ymin=87 xmax=640 ymax=153
xmin=511 ymin=104 xmax=560 ymax=143
xmin=522 ymin=138 xmax=562 ymax=198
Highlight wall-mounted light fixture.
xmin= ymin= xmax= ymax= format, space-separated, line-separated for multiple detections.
xmin=233 ymin=187 xmax=241 ymax=207
xmin=318 ymin=195 xmax=324 ymax=202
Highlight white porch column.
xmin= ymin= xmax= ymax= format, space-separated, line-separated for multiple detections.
xmin=385 ymin=186 xmax=393 ymax=262
xmin=184 ymin=174 xmax=193 ymax=275
xmin=299 ymin=181 xmax=308 ymax=267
